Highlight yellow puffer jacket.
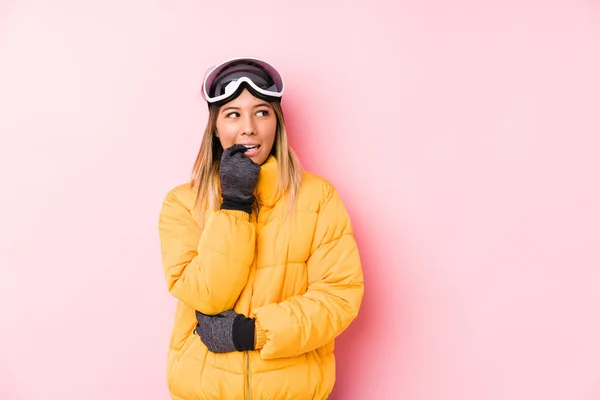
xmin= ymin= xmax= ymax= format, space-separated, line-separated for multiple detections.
xmin=158 ymin=155 xmax=364 ymax=400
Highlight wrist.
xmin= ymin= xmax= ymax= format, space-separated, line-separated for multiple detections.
xmin=221 ymin=197 xmax=254 ymax=214
xmin=232 ymin=315 xmax=256 ymax=351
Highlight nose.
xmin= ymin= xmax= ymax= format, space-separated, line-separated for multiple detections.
xmin=241 ymin=114 xmax=256 ymax=136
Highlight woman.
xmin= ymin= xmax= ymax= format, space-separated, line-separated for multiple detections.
xmin=158 ymin=57 xmax=364 ymax=400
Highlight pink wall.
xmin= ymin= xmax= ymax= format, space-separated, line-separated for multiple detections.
xmin=1 ymin=1 xmax=600 ymax=399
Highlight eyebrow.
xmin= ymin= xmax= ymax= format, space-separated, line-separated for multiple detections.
xmin=220 ymin=103 xmax=272 ymax=113
xmin=220 ymin=106 xmax=239 ymax=114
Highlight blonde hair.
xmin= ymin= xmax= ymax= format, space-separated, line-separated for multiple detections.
xmin=191 ymin=101 xmax=302 ymax=215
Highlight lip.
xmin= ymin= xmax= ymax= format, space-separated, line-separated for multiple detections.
xmin=238 ymin=143 xmax=261 ymax=157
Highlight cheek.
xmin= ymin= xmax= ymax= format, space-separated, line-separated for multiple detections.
xmin=216 ymin=122 xmax=235 ymax=146
xmin=263 ymin=121 xmax=277 ymax=147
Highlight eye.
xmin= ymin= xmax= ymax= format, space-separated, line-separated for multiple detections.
xmin=256 ymin=109 xmax=270 ymax=117
xmin=226 ymin=112 xmax=240 ymax=118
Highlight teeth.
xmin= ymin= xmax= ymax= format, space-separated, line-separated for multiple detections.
xmin=243 ymin=145 xmax=259 ymax=150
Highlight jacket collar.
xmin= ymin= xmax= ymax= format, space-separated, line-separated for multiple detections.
xmin=255 ymin=155 xmax=280 ymax=207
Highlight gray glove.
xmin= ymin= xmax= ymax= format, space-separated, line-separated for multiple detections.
xmin=195 ymin=310 xmax=256 ymax=353
xmin=219 ymin=144 xmax=260 ymax=214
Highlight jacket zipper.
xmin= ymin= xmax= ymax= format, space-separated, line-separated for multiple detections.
xmin=245 ymin=350 xmax=251 ymax=400
xmin=245 ymin=198 xmax=258 ymax=400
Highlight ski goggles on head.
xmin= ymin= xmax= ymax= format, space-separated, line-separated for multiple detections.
xmin=202 ymin=57 xmax=284 ymax=107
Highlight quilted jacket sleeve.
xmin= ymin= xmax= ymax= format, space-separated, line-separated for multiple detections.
xmin=252 ymin=187 xmax=364 ymax=359
xmin=158 ymin=189 xmax=255 ymax=315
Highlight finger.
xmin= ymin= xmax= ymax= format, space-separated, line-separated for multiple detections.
xmin=226 ymin=144 xmax=248 ymax=156
xmin=240 ymin=155 xmax=259 ymax=166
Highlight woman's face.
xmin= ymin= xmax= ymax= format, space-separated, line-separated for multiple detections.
xmin=215 ymin=89 xmax=277 ymax=165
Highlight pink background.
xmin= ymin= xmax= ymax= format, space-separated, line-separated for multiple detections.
xmin=1 ymin=1 xmax=600 ymax=399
